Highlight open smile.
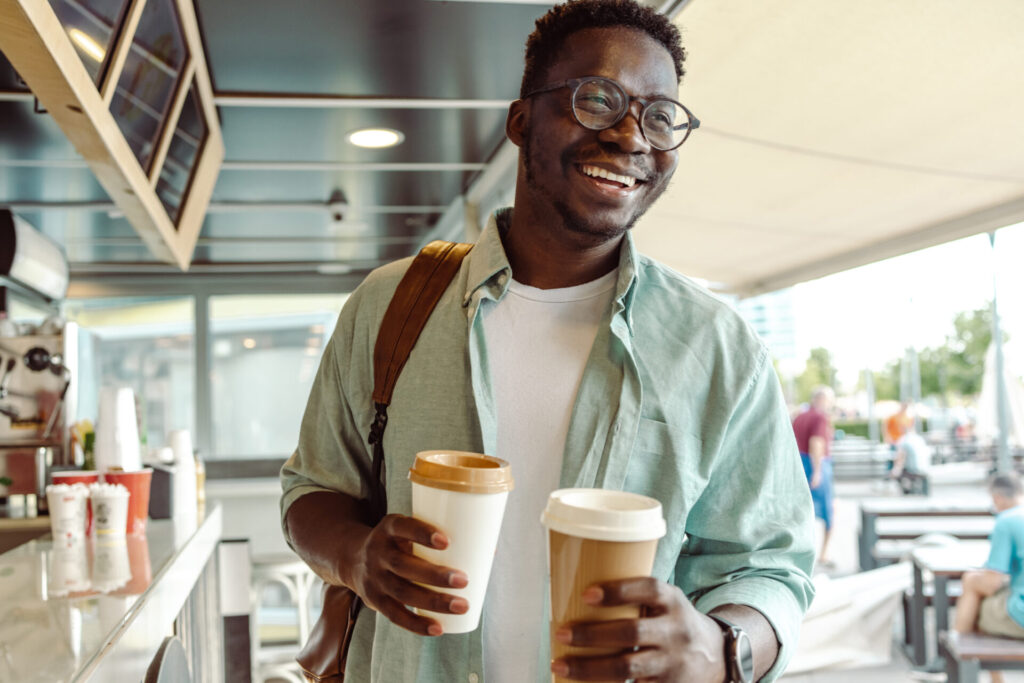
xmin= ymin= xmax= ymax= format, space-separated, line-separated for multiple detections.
xmin=575 ymin=164 xmax=647 ymax=198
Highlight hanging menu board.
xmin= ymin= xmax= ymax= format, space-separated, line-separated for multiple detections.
xmin=0 ymin=0 xmax=224 ymax=267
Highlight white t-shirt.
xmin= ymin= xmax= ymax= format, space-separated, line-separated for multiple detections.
xmin=480 ymin=269 xmax=618 ymax=683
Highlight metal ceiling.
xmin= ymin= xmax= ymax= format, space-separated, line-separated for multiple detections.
xmin=0 ymin=0 xmax=553 ymax=275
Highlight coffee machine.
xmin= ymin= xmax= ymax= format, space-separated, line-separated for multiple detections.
xmin=0 ymin=326 xmax=78 ymax=516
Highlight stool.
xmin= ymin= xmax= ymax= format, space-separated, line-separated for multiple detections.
xmin=250 ymin=553 xmax=321 ymax=683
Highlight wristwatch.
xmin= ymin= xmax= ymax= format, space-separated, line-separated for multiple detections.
xmin=708 ymin=615 xmax=755 ymax=683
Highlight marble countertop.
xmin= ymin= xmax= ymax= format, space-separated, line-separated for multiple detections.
xmin=0 ymin=504 xmax=222 ymax=682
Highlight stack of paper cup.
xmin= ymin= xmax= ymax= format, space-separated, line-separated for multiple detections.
xmin=167 ymin=429 xmax=198 ymax=532
xmin=45 ymin=483 xmax=89 ymax=541
xmin=90 ymin=483 xmax=130 ymax=536
xmin=407 ymin=450 xmax=514 ymax=633
xmin=95 ymin=387 xmax=142 ymax=472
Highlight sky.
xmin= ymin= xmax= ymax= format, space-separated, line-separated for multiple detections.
xmin=789 ymin=220 xmax=1024 ymax=390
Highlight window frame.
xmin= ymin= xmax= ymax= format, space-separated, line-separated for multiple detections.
xmin=66 ymin=272 xmax=365 ymax=478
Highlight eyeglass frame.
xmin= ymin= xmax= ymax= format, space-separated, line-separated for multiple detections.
xmin=521 ymin=76 xmax=701 ymax=151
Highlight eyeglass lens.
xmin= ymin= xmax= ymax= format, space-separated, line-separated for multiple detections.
xmin=572 ymin=79 xmax=692 ymax=150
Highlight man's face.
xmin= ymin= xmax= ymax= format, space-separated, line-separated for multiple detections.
xmin=517 ymin=27 xmax=681 ymax=243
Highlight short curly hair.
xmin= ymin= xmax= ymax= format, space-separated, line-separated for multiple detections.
xmin=520 ymin=0 xmax=686 ymax=98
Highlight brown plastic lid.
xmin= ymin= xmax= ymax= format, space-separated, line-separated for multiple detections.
xmin=408 ymin=450 xmax=514 ymax=494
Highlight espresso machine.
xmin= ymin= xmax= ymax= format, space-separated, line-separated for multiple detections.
xmin=0 ymin=326 xmax=78 ymax=517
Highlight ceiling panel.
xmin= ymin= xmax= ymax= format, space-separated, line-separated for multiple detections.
xmin=636 ymin=0 xmax=1024 ymax=295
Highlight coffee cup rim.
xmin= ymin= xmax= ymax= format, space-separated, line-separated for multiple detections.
xmin=408 ymin=450 xmax=514 ymax=494
xmin=541 ymin=488 xmax=666 ymax=542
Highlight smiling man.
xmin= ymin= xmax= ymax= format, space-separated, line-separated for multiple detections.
xmin=282 ymin=1 xmax=815 ymax=682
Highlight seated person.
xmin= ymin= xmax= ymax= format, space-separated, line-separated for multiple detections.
xmin=891 ymin=427 xmax=932 ymax=494
xmin=884 ymin=401 xmax=913 ymax=450
xmin=954 ymin=473 xmax=1024 ymax=682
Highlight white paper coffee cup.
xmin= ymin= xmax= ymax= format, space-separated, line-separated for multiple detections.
xmin=541 ymin=489 xmax=666 ymax=683
xmin=45 ymin=483 xmax=89 ymax=541
xmin=408 ymin=450 xmax=514 ymax=633
xmin=89 ymin=483 xmax=130 ymax=536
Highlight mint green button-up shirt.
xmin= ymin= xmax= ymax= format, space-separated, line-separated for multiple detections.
xmin=281 ymin=208 xmax=815 ymax=682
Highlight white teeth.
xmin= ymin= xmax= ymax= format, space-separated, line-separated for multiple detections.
xmin=581 ymin=165 xmax=636 ymax=188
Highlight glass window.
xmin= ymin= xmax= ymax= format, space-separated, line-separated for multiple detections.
xmin=109 ymin=0 xmax=189 ymax=173
xmin=208 ymin=294 xmax=348 ymax=459
xmin=62 ymin=297 xmax=195 ymax=453
xmin=48 ymin=0 xmax=129 ymax=85
xmin=156 ymin=80 xmax=208 ymax=224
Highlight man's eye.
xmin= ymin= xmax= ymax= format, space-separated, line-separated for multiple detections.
xmin=580 ymin=94 xmax=614 ymax=109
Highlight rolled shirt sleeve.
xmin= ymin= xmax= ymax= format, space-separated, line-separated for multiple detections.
xmin=279 ymin=284 xmax=377 ymax=549
xmin=674 ymin=349 xmax=816 ymax=681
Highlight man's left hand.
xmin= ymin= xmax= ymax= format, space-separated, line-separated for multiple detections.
xmin=551 ymin=577 xmax=727 ymax=682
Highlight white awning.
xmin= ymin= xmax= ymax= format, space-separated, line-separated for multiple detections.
xmin=634 ymin=0 xmax=1024 ymax=296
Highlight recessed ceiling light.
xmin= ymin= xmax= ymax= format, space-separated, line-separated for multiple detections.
xmin=348 ymin=128 xmax=404 ymax=149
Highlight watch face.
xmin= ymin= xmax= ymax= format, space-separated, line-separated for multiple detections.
xmin=734 ymin=630 xmax=754 ymax=683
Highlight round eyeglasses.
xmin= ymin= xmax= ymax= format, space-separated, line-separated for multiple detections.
xmin=523 ymin=76 xmax=700 ymax=151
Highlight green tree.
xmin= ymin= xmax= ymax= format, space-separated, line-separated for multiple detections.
xmin=795 ymin=347 xmax=837 ymax=403
xmin=867 ymin=305 xmax=1006 ymax=401
xmin=945 ymin=306 xmax=1003 ymax=397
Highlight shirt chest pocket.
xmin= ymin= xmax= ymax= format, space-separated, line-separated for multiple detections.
xmin=626 ymin=417 xmax=705 ymax=499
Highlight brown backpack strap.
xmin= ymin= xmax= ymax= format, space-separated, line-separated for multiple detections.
xmin=364 ymin=239 xmax=472 ymax=521
xmin=372 ymin=240 xmax=473 ymax=407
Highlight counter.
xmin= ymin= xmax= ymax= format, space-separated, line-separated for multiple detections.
xmin=0 ymin=504 xmax=223 ymax=681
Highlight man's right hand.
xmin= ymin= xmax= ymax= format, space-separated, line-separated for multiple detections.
xmin=350 ymin=513 xmax=469 ymax=636
xmin=810 ymin=469 xmax=822 ymax=490
xmin=285 ymin=492 xmax=469 ymax=638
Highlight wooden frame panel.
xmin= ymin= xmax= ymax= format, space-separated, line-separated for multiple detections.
xmin=0 ymin=0 xmax=224 ymax=270
xmin=148 ymin=58 xmax=196 ymax=188
xmin=99 ymin=0 xmax=147 ymax=105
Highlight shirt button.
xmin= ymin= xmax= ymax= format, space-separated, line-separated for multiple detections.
xmin=468 ymin=673 xmax=479 ymax=683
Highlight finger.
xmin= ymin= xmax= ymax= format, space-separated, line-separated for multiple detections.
xmin=552 ymin=647 xmax=665 ymax=681
xmin=382 ymin=514 xmax=449 ymax=549
xmin=383 ymin=571 xmax=470 ymax=615
xmin=374 ymin=594 xmax=444 ymax=637
xmin=556 ymin=616 xmax=666 ymax=649
xmin=587 ymin=577 xmax=680 ymax=609
xmin=382 ymin=549 xmax=468 ymax=588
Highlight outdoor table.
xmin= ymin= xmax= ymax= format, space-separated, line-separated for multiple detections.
xmin=906 ymin=542 xmax=990 ymax=669
xmin=859 ymin=499 xmax=992 ymax=570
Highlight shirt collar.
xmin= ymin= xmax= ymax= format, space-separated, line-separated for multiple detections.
xmin=464 ymin=208 xmax=640 ymax=337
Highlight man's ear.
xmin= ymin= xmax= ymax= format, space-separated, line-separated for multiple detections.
xmin=505 ymin=99 xmax=528 ymax=147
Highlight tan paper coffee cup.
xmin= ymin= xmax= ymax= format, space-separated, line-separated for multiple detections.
xmin=541 ymin=488 xmax=666 ymax=683
xmin=408 ymin=450 xmax=514 ymax=633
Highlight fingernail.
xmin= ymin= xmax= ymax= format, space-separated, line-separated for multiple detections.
xmin=427 ymin=623 xmax=443 ymax=636
xmin=555 ymin=627 xmax=572 ymax=644
xmin=450 ymin=598 xmax=469 ymax=614
xmin=431 ymin=532 xmax=447 ymax=548
xmin=551 ymin=660 xmax=569 ymax=677
xmin=449 ymin=571 xmax=468 ymax=588
xmin=583 ymin=586 xmax=603 ymax=604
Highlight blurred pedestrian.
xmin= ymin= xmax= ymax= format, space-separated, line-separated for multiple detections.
xmin=792 ymin=386 xmax=836 ymax=565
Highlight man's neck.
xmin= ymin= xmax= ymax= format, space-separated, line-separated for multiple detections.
xmin=500 ymin=207 xmax=623 ymax=290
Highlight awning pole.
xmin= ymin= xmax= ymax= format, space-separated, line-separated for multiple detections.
xmin=990 ymin=232 xmax=1011 ymax=474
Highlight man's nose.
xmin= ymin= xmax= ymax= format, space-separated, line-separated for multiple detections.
xmin=597 ymin=101 xmax=651 ymax=153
